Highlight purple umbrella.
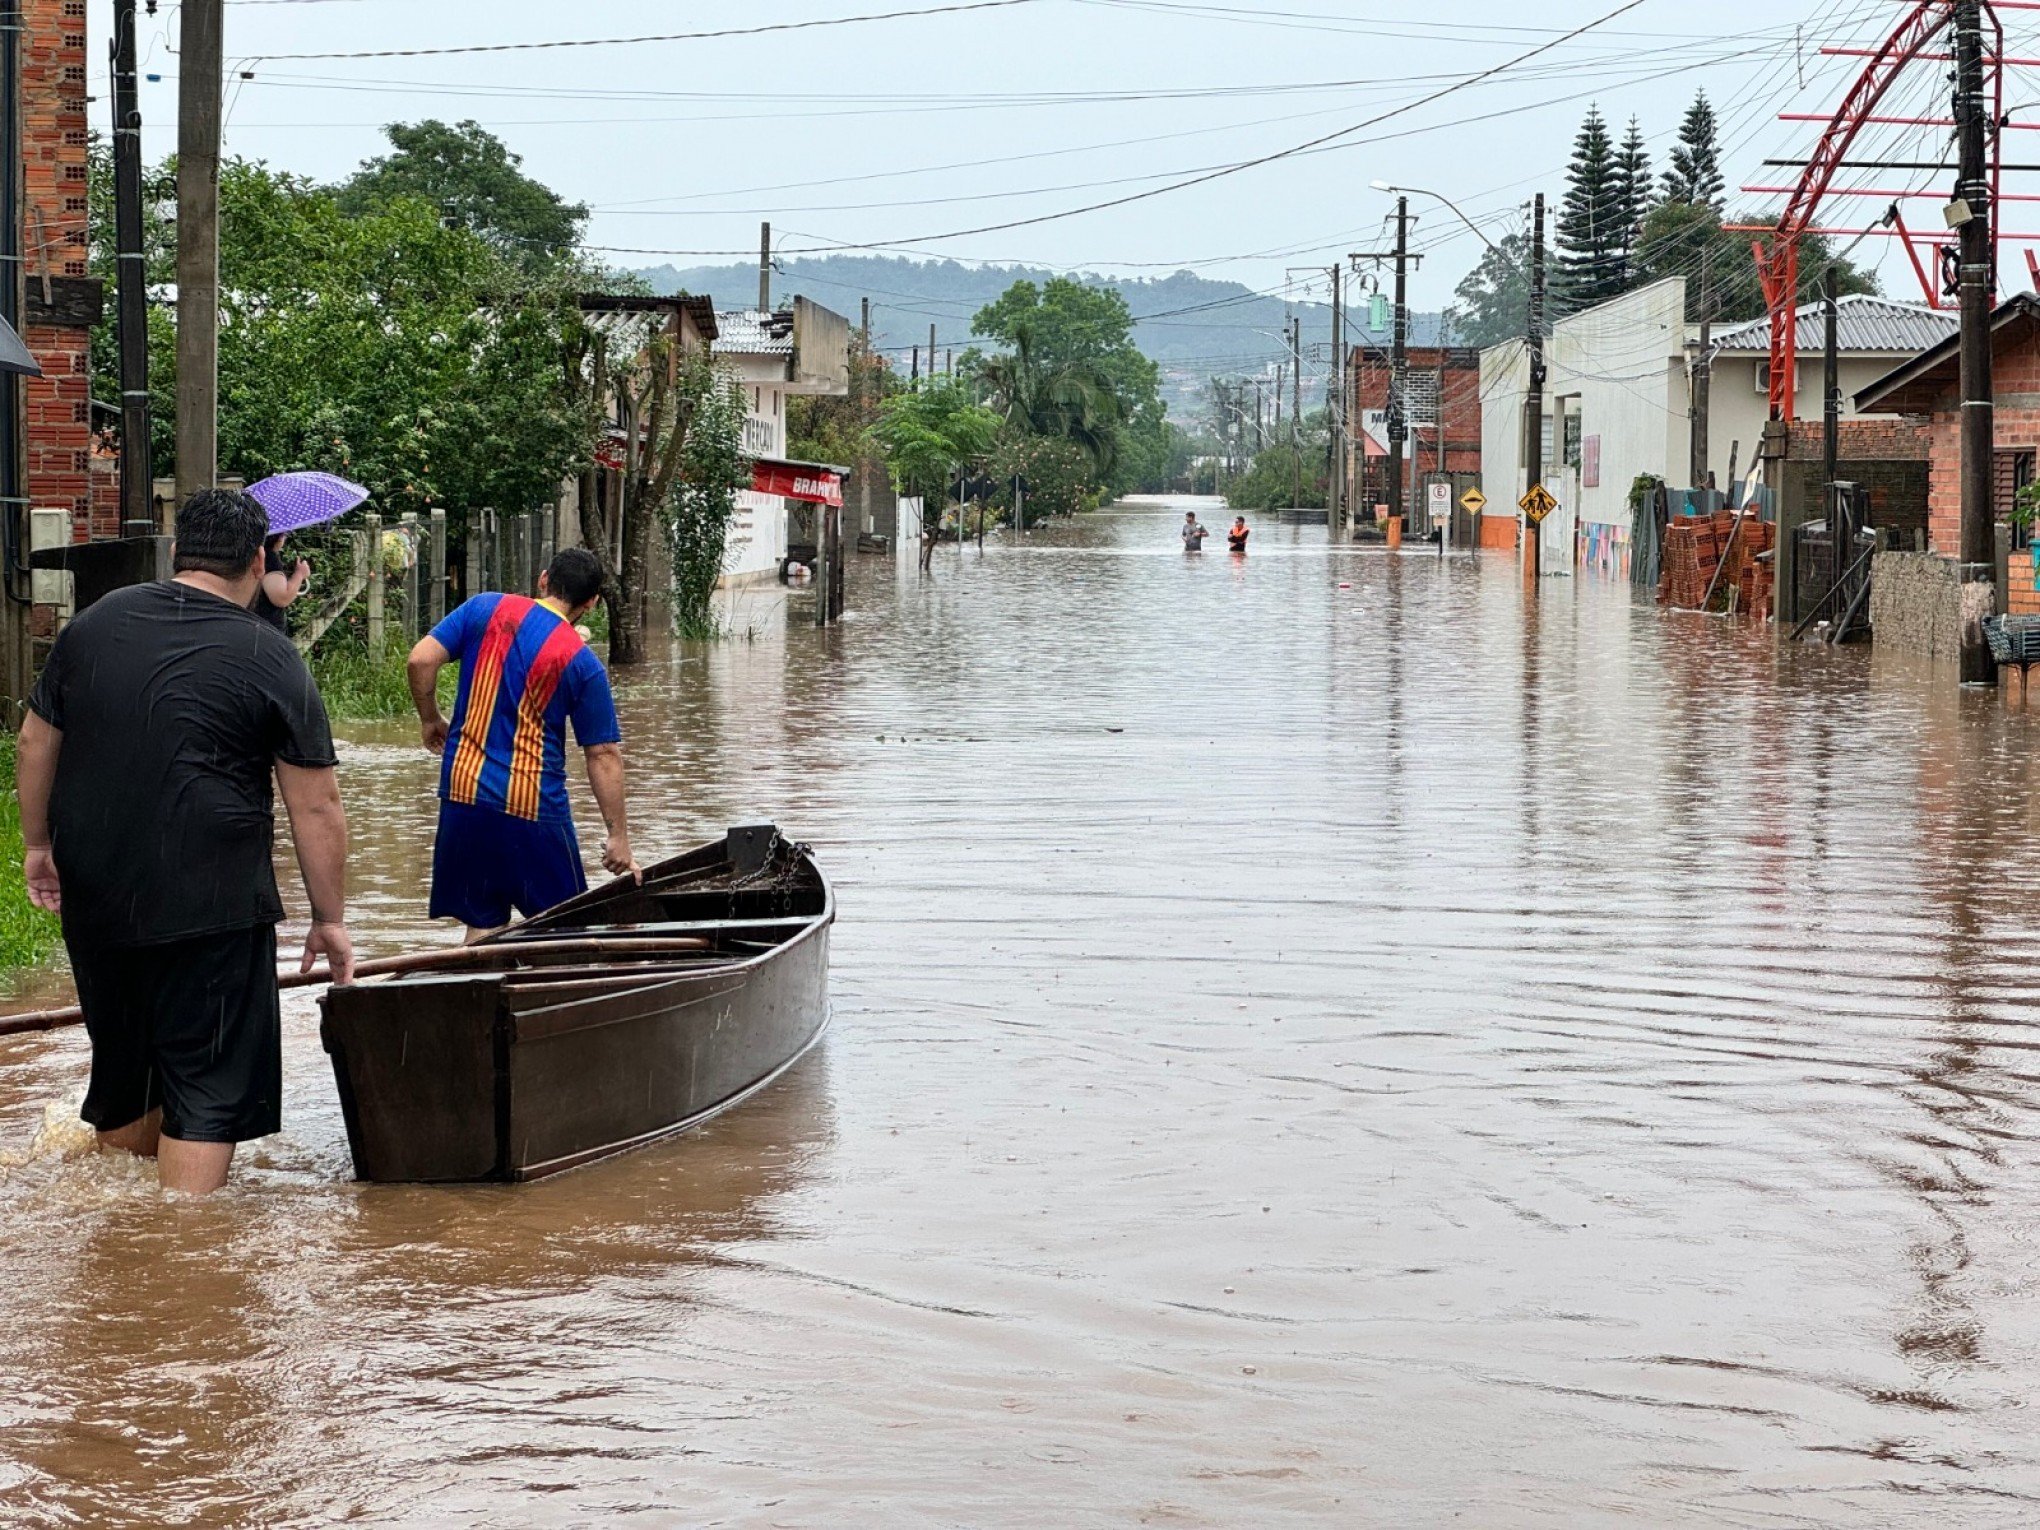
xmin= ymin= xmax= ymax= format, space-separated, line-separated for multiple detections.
xmin=245 ymin=471 xmax=370 ymax=535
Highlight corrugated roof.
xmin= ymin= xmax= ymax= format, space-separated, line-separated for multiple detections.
xmin=1710 ymin=295 xmax=1956 ymax=355
xmin=713 ymin=308 xmax=795 ymax=356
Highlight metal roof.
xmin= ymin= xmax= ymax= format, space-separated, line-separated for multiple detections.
xmin=1710 ymin=295 xmax=1956 ymax=355
xmin=713 ymin=308 xmax=795 ymax=356
xmin=1855 ymin=291 xmax=2040 ymax=413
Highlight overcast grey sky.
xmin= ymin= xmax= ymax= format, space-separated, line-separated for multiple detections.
xmin=91 ymin=0 xmax=2040 ymax=307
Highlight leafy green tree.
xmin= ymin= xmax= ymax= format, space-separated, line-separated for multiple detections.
xmin=786 ymin=328 xmax=897 ymax=466
xmin=335 ymin=119 xmax=588 ymax=266
xmin=970 ymin=277 xmax=1165 ymax=497
xmin=1554 ymin=106 xmax=1627 ymax=313
xmin=1662 ymin=91 xmax=1725 ymax=211
xmin=1445 ymin=231 xmax=1532 ymax=348
xmin=666 ymin=360 xmax=750 ymax=640
xmin=871 ymin=380 xmax=999 ymax=567
xmin=1227 ymin=411 xmax=1329 ymax=512
xmin=207 ymin=161 xmax=587 ymax=523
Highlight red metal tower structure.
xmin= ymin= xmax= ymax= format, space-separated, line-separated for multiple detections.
xmin=1743 ymin=1 xmax=2018 ymax=421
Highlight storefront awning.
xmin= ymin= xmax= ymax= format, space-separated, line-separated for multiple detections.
xmin=753 ymin=457 xmax=849 ymax=507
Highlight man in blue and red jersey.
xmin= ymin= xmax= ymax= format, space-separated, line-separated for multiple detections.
xmin=406 ymin=546 xmax=638 ymax=940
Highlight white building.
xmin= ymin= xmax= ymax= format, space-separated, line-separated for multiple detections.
xmin=713 ymin=297 xmax=853 ymax=584
xmin=1479 ymin=281 xmax=1954 ymax=575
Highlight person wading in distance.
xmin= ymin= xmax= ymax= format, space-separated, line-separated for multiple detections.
xmin=407 ymin=546 xmax=640 ymax=944
xmin=1182 ymin=511 xmax=1209 ymax=552
xmin=15 ymin=487 xmax=354 ymax=1195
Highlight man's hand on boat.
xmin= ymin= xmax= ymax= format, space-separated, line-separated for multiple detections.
xmin=602 ymin=832 xmax=643 ymax=883
xmin=302 ymin=918 xmax=357 ymax=986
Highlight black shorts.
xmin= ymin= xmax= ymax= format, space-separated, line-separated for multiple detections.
xmin=68 ymin=923 xmax=282 ymax=1144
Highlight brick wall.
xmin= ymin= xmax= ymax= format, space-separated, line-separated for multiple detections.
xmin=2010 ymin=546 xmax=2040 ymax=617
xmin=21 ymin=0 xmax=98 ymax=539
xmin=1781 ymin=416 xmax=1931 ymax=462
xmin=1350 ymin=344 xmax=1482 ymax=505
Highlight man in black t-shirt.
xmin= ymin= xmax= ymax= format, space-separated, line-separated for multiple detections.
xmin=14 ymin=488 xmax=355 ymax=1194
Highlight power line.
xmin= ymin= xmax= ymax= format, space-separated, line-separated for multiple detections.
xmin=250 ymin=0 xmax=1047 ymax=61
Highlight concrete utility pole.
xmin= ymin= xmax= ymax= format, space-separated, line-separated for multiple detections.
xmin=1389 ymin=197 xmax=1410 ymax=532
xmin=1525 ymin=192 xmax=1548 ymax=588
xmin=1291 ymin=317 xmax=1304 ymax=510
xmin=1822 ymin=263 xmax=1840 ymax=509
xmin=1954 ymin=0 xmax=1997 ymax=684
xmin=111 ymin=0 xmax=152 ymax=533
xmin=758 ymin=222 xmax=771 ymax=311
xmin=175 ymin=0 xmax=223 ymax=501
xmin=1274 ymin=361 xmax=1284 ymax=434
xmin=1689 ymin=263 xmax=1712 ymax=494
xmin=1329 ymin=265 xmax=1344 ymax=531
xmin=1353 ymin=202 xmax=1420 ymax=532
xmin=860 ymin=297 xmax=872 ymax=538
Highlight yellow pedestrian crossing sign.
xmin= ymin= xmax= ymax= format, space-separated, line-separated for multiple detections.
xmin=1519 ymin=483 xmax=1558 ymax=525
xmin=1460 ymin=486 xmax=1487 ymax=515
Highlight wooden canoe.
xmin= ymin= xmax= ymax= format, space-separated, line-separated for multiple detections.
xmin=319 ymin=824 xmax=832 ymax=1183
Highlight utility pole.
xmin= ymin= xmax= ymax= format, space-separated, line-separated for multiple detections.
xmin=1525 ymin=192 xmax=1547 ymax=589
xmin=1329 ymin=265 xmax=1344 ymax=531
xmin=111 ymin=0 xmax=152 ymax=533
xmin=1822 ymin=262 xmax=1840 ymax=513
xmin=1954 ymin=0 xmax=1997 ymax=684
xmin=758 ymin=222 xmax=771 ymax=310
xmin=1689 ymin=262 xmax=1712 ymax=494
xmin=859 ymin=297 xmax=872 ymax=539
xmin=1254 ymin=377 xmax=1265 ymax=450
xmin=175 ymin=0 xmax=224 ymax=501
xmin=1274 ymin=361 xmax=1284 ymax=435
xmin=1389 ymin=197 xmax=1410 ymax=533
xmin=1290 ymin=316 xmax=1303 ymax=510
xmin=1353 ymin=201 xmax=1420 ymax=533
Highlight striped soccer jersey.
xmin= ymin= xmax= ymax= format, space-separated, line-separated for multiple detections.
xmin=430 ymin=593 xmax=621 ymax=824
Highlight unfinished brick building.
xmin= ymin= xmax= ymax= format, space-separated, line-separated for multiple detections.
xmin=22 ymin=0 xmax=108 ymax=539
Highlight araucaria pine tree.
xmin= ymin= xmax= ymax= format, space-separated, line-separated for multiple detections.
xmin=1614 ymin=117 xmax=1652 ymax=283
xmin=1554 ymin=107 xmax=1627 ymax=312
xmin=1661 ymin=90 xmax=1724 ymax=210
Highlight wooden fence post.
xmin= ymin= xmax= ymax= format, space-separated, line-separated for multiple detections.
xmin=428 ymin=507 xmax=447 ymax=625
xmin=365 ymin=510 xmax=385 ymax=649
xmin=464 ymin=509 xmax=482 ymax=600
xmin=399 ymin=512 xmax=420 ymax=636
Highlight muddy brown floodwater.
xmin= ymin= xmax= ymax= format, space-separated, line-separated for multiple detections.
xmin=5 ymin=496 xmax=2040 ymax=1525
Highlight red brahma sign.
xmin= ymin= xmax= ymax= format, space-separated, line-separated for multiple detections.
xmin=753 ymin=460 xmax=844 ymax=507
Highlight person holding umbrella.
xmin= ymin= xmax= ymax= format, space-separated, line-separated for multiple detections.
xmin=244 ymin=471 xmax=370 ymax=631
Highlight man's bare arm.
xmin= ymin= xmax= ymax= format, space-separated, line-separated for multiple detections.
xmin=276 ymin=761 xmax=354 ymax=984
xmin=407 ymin=636 xmax=452 ymax=752
xmin=584 ymin=743 xmax=640 ymax=881
xmin=16 ymin=712 xmax=60 ymax=913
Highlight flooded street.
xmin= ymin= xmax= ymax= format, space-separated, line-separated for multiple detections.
xmin=8 ymin=493 xmax=2040 ymax=1525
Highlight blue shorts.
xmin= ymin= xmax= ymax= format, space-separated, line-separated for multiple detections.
xmin=429 ymin=800 xmax=588 ymax=929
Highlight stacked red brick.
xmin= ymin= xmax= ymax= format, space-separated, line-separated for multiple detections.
xmin=1658 ymin=512 xmax=1775 ymax=616
xmin=1724 ymin=519 xmax=1776 ymax=620
xmin=22 ymin=0 xmax=112 ymax=540
xmin=1658 ymin=512 xmax=1732 ymax=609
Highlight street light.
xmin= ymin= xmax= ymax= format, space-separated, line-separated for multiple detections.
xmin=1370 ymin=180 xmax=1512 ymax=261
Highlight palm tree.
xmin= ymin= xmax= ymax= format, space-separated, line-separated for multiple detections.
xmin=977 ymin=320 xmax=1122 ymax=481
